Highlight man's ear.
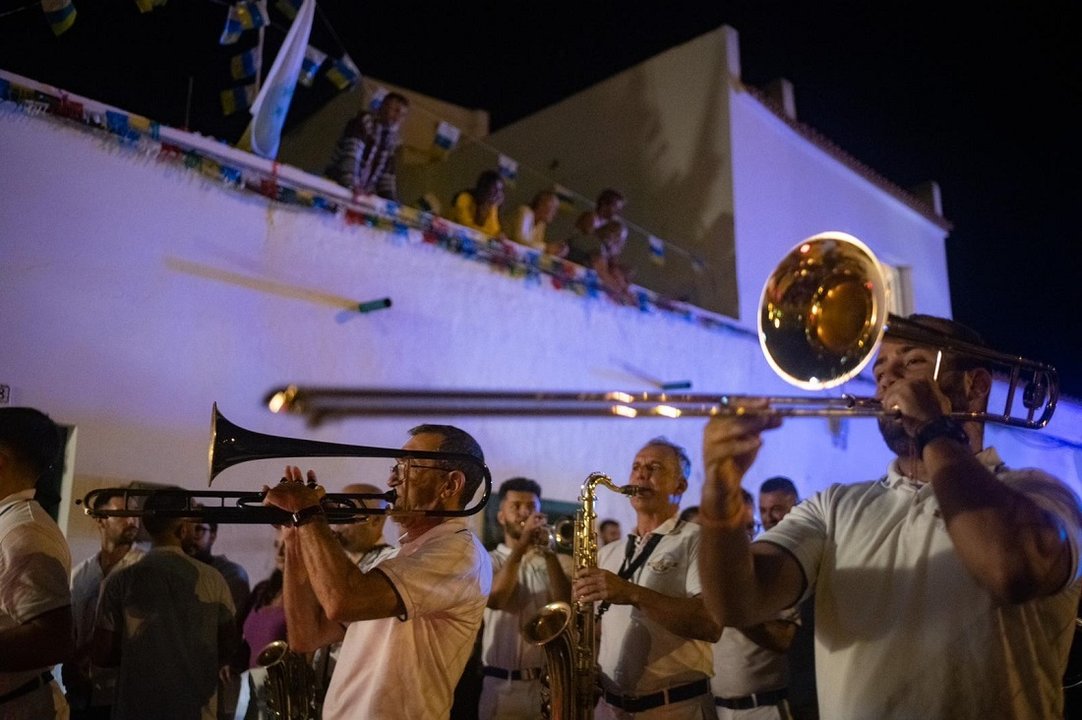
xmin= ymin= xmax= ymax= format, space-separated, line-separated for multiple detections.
xmin=966 ymin=367 xmax=994 ymax=409
xmin=443 ymin=470 xmax=466 ymax=501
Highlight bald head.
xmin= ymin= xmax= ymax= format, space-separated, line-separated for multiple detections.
xmin=335 ymin=482 xmax=390 ymax=556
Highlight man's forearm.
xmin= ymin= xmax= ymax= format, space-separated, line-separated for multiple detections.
xmin=487 ymin=551 xmax=525 ymax=609
xmin=0 ymin=607 xmax=74 ymax=671
xmin=625 ymin=589 xmax=720 ymax=643
xmin=283 ymin=530 xmax=341 ymax=652
xmin=928 ymin=440 xmax=1073 ymax=603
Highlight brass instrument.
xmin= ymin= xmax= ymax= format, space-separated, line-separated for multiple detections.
xmin=264 ymin=233 xmax=1057 ymax=430
xmin=80 ymin=405 xmax=492 ymax=523
xmin=537 ymin=518 xmax=575 ymax=551
xmin=522 ymin=473 xmax=642 ymax=720
xmin=256 ymin=640 xmax=320 ymax=720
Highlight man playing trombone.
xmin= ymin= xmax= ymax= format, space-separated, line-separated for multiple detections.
xmin=262 ymin=424 xmax=492 ymax=720
xmin=698 ymin=315 xmax=1082 ymax=719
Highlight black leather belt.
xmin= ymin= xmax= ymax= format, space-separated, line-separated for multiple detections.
xmin=604 ymin=678 xmax=710 ymax=713
xmin=714 ymin=687 xmax=788 ymax=709
xmin=482 ymin=666 xmax=543 ymax=681
xmin=0 ymin=672 xmax=53 ymax=706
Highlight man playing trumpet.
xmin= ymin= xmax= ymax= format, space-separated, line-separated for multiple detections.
xmin=480 ymin=477 xmax=572 ymax=720
xmin=698 ymin=315 xmax=1082 ymax=719
xmin=263 ymin=424 xmax=492 ymax=720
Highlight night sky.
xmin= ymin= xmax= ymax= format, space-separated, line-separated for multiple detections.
xmin=2 ymin=0 xmax=1079 ymax=400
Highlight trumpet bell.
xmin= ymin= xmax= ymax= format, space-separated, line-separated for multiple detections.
xmin=760 ymin=232 xmax=889 ymax=391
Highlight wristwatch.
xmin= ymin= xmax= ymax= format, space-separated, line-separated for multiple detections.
xmin=291 ymin=504 xmax=326 ymax=527
xmin=914 ymin=416 xmax=969 ymax=456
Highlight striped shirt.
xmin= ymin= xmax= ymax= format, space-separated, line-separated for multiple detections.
xmin=325 ymin=112 xmax=400 ymax=200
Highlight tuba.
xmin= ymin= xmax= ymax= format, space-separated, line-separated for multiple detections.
xmin=521 ymin=473 xmax=640 ymax=720
xmin=256 ymin=640 xmax=320 ymax=720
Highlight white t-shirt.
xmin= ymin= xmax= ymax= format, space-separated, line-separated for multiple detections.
xmin=0 ymin=489 xmax=71 ymax=717
xmin=763 ymin=447 xmax=1082 ymax=720
xmin=96 ymin=546 xmax=235 ymax=720
xmin=482 ymin=544 xmax=572 ymax=671
xmin=596 ymin=516 xmax=712 ymax=696
xmin=322 ymin=518 xmax=492 ymax=720
xmin=710 ymin=606 xmax=799 ymax=699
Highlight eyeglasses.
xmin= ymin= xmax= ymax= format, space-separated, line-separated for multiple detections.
xmin=389 ymin=458 xmax=449 ymax=483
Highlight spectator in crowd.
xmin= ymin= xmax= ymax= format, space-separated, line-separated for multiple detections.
xmin=599 ymin=519 xmax=622 ymax=547
xmin=451 ymin=170 xmax=506 ymax=237
xmin=757 ymin=477 xmax=816 ymax=720
xmin=325 ymin=91 xmax=409 ymax=201
xmin=234 ymin=529 xmax=288 ymax=720
xmin=480 ymin=477 xmax=571 ymax=720
xmin=183 ymin=518 xmax=250 ymax=718
xmin=699 ymin=314 xmax=1082 ymax=718
xmin=65 ymin=489 xmax=146 ymax=720
xmin=331 ymin=483 xmax=397 ymax=573
xmin=574 ymin=436 xmax=720 ymax=718
xmin=0 ymin=407 xmax=72 ymax=719
xmin=566 ymin=219 xmax=633 ymax=297
xmin=574 ymin=188 xmax=625 ymax=235
xmin=265 ymin=424 xmax=492 ymax=719
xmin=711 ymin=489 xmax=797 ymax=720
xmin=508 ymin=191 xmax=566 ymax=256
xmin=93 ymin=488 xmax=237 ymax=720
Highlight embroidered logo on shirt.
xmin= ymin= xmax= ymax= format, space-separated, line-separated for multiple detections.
xmin=646 ymin=553 xmax=679 ymax=574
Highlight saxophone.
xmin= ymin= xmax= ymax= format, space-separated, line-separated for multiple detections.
xmin=256 ymin=640 xmax=320 ymax=720
xmin=522 ymin=472 xmax=641 ymax=720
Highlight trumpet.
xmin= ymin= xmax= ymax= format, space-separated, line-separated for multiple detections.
xmin=81 ymin=405 xmax=492 ymax=524
xmin=533 ymin=518 xmax=575 ymax=551
xmin=264 ymin=232 xmax=1057 ymax=430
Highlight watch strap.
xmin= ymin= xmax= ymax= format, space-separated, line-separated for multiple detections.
xmin=291 ymin=504 xmax=326 ymax=527
xmin=914 ymin=416 xmax=969 ymax=456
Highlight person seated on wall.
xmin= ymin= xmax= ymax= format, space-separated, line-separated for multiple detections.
xmin=573 ymin=188 xmax=624 ymax=235
xmin=566 ymin=220 xmax=634 ymax=299
xmin=450 ymin=170 xmax=507 ymax=238
xmin=508 ymin=190 xmax=567 ymax=257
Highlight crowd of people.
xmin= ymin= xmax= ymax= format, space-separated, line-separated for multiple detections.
xmin=2 ymin=314 xmax=1081 ymax=719
xmin=323 ymin=93 xmax=637 ymax=301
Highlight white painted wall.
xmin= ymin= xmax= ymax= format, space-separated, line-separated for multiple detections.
xmin=3 ymin=75 xmax=1078 ymax=590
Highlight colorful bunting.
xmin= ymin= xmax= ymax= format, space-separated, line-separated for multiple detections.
xmin=298 ymin=46 xmax=327 ymax=87
xmin=497 ymin=154 xmax=518 ymax=184
xmin=648 ymin=235 xmax=666 ymax=265
xmin=325 ymin=55 xmax=360 ymax=90
xmin=367 ymin=86 xmax=388 ymax=111
xmin=220 ymin=84 xmax=256 ymax=116
xmin=41 ymin=0 xmax=76 ymax=36
xmin=230 ymin=48 xmax=261 ymax=80
xmin=274 ymin=0 xmax=301 ymax=19
xmin=220 ymin=1 xmax=267 ymax=45
xmin=433 ymin=120 xmax=460 ymax=152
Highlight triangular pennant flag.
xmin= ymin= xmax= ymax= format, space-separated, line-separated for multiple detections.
xmin=298 ymin=45 xmax=326 ymax=87
xmin=41 ymin=0 xmax=76 ymax=36
xmin=648 ymin=235 xmax=666 ymax=266
xmin=240 ymin=0 xmax=315 ymax=157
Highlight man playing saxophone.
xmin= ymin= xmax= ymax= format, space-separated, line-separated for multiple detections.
xmin=480 ymin=477 xmax=572 ymax=720
xmin=263 ymin=424 xmax=492 ymax=720
xmin=574 ymin=437 xmax=721 ymax=719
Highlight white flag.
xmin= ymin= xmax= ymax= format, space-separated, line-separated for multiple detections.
xmin=243 ymin=0 xmax=315 ymax=158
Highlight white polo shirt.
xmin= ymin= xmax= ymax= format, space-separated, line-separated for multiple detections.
xmin=763 ymin=447 xmax=1082 ymax=720
xmin=482 ymin=544 xmax=572 ymax=672
xmin=710 ymin=605 xmax=799 ymax=699
xmin=322 ymin=518 xmax=492 ymax=720
xmin=596 ymin=516 xmax=712 ymax=696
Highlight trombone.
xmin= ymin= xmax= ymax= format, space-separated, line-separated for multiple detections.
xmin=81 ymin=404 xmax=493 ymax=524
xmin=264 ymin=232 xmax=1057 ymax=430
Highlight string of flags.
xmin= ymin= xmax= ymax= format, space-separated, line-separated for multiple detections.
xmin=39 ymin=0 xmax=168 ymax=36
xmin=1 ymin=74 xmax=722 ymax=326
xmin=497 ymin=154 xmax=518 ymax=185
